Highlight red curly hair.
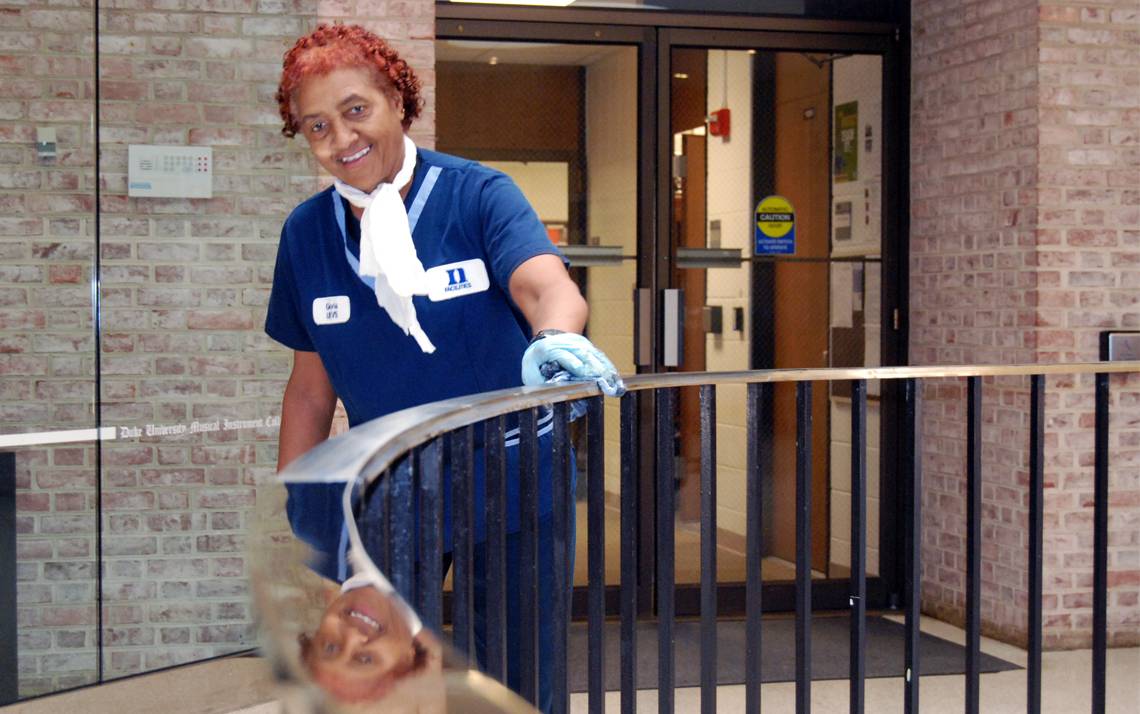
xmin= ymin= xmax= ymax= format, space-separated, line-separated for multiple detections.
xmin=276 ymin=24 xmax=422 ymax=138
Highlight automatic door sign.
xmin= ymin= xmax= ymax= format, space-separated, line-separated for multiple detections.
xmin=755 ymin=195 xmax=796 ymax=255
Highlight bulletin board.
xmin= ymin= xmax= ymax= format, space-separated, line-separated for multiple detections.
xmin=830 ymin=56 xmax=882 ymax=259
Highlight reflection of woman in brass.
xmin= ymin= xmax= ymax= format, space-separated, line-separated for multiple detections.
xmin=299 ymin=577 xmax=442 ymax=704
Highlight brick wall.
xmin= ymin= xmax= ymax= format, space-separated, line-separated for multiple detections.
xmin=3 ymin=0 xmax=435 ymax=696
xmin=1035 ymin=0 xmax=1139 ymax=647
xmin=911 ymin=0 xmax=1139 ymax=648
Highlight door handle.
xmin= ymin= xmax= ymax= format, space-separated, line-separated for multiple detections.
xmin=662 ymin=288 xmax=683 ymax=368
xmin=634 ymin=287 xmax=651 ymax=367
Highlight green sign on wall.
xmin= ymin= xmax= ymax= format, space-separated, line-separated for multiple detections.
xmin=834 ymin=100 xmax=859 ymax=183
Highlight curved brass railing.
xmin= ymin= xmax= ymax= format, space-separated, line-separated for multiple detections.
xmin=271 ymin=359 xmax=1138 ymax=714
xmin=278 ymin=360 xmax=1140 ymax=489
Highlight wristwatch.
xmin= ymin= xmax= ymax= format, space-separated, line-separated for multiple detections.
xmin=529 ymin=328 xmax=566 ymax=344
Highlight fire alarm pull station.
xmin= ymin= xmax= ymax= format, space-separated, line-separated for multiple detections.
xmin=708 ymin=108 xmax=731 ymax=139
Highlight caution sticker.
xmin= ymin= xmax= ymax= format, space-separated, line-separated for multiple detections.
xmin=755 ymin=195 xmax=795 ymax=255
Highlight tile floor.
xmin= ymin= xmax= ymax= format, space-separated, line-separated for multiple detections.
xmin=6 ymin=618 xmax=1135 ymax=713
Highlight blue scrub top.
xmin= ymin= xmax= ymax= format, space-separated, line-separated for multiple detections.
xmin=266 ymin=149 xmax=566 ymax=579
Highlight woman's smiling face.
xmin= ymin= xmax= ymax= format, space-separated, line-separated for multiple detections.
xmin=303 ymin=585 xmax=417 ymax=702
xmin=292 ymin=66 xmax=406 ymax=193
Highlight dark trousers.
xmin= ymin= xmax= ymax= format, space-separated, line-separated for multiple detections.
xmin=446 ymin=517 xmax=574 ymax=714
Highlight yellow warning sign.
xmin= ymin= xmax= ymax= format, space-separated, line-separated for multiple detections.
xmin=754 ymin=195 xmax=795 ymax=255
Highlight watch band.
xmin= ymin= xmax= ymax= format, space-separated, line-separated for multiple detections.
xmin=529 ymin=328 xmax=567 ymax=345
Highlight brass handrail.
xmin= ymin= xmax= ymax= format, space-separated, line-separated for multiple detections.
xmin=278 ymin=360 xmax=1140 ymax=489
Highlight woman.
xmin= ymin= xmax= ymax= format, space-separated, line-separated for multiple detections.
xmin=266 ymin=24 xmax=622 ymax=712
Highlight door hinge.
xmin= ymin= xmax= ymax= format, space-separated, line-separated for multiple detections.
xmin=893 ymin=308 xmax=901 ymax=330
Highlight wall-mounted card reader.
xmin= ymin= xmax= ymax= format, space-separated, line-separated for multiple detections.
xmin=128 ymin=145 xmax=213 ymax=198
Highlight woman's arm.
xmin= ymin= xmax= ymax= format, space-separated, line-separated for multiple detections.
xmin=509 ymin=253 xmax=625 ymax=396
xmin=507 ymin=253 xmax=588 ymax=334
xmin=276 ymin=350 xmax=338 ymax=471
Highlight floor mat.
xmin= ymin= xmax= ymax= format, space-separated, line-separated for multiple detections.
xmin=566 ymin=615 xmax=1021 ymax=692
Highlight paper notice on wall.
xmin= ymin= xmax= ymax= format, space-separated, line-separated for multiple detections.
xmin=830 ymin=262 xmax=854 ymax=328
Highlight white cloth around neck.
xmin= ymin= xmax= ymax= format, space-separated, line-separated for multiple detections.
xmin=334 ymin=135 xmax=435 ymax=354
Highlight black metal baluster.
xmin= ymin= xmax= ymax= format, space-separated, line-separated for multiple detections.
xmin=850 ymin=379 xmax=867 ymax=714
xmin=1 ymin=452 xmax=16 ymax=707
xmin=519 ymin=407 xmax=540 ymax=706
xmin=1092 ymin=373 xmax=1109 ymax=714
xmin=620 ymin=392 xmax=639 ymax=714
xmin=904 ymin=378 xmax=922 ymax=714
xmin=361 ymin=469 xmax=390 ymax=576
xmin=587 ymin=396 xmax=606 ymax=714
xmin=657 ymin=387 xmax=676 ymax=714
xmin=1027 ymin=375 xmax=1044 ymax=714
xmin=417 ymin=440 xmax=443 ymax=633
xmin=485 ymin=416 xmax=507 ymax=681
xmin=700 ymin=385 xmax=717 ymax=714
xmin=966 ymin=376 xmax=982 ymax=714
xmin=390 ymin=459 xmax=415 ymax=599
xmin=795 ymin=381 xmax=813 ymax=714
xmin=380 ymin=469 xmax=392 ymax=575
xmin=451 ymin=426 xmax=475 ymax=657
xmin=552 ymin=402 xmax=571 ymax=714
xmin=745 ymin=382 xmax=768 ymax=714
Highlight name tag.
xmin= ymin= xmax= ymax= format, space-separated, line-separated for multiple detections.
xmin=426 ymin=259 xmax=490 ymax=302
xmin=312 ymin=295 xmax=350 ymax=325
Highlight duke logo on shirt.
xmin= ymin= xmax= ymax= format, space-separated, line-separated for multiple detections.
xmin=312 ymin=295 xmax=350 ymax=325
xmin=427 ymin=259 xmax=490 ymax=302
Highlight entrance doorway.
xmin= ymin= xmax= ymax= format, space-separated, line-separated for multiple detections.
xmin=434 ymin=15 xmax=903 ymax=616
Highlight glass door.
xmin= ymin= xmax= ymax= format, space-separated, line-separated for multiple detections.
xmin=433 ymin=20 xmax=904 ymax=616
xmin=658 ymin=29 xmax=900 ymax=614
xmin=433 ymin=25 xmax=650 ymax=607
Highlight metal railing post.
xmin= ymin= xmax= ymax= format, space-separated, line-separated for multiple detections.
xmin=966 ymin=376 xmax=982 ymax=714
xmin=849 ymin=380 xmax=867 ymax=714
xmin=620 ymin=392 xmax=639 ymax=714
xmin=416 ymin=440 xmax=443 ymax=633
xmin=519 ymin=408 xmax=540 ymax=705
xmin=450 ymin=426 xmax=475 ymax=656
xmin=551 ymin=402 xmax=571 ymax=714
xmin=586 ymin=396 xmax=606 ymax=714
xmin=1092 ymin=373 xmax=1109 ymax=714
xmin=904 ymin=378 xmax=922 ymax=714
xmin=656 ymin=387 xmax=676 ymax=714
xmin=745 ymin=382 xmax=768 ymax=713
xmin=484 ymin=417 xmax=508 ymax=681
xmin=1 ymin=452 xmax=15 ymax=706
xmin=699 ymin=385 xmax=717 ymax=714
xmin=1027 ymin=375 xmax=1044 ymax=714
xmin=390 ymin=460 xmax=414 ymax=599
xmin=795 ymin=381 xmax=813 ymax=714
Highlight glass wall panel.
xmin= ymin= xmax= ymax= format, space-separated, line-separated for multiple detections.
xmin=89 ymin=7 xmax=317 ymax=682
xmin=6 ymin=1 xmax=439 ymax=700
xmin=2 ymin=8 xmax=100 ymax=701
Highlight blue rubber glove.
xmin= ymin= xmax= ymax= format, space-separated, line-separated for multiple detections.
xmin=521 ymin=330 xmax=626 ymax=397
